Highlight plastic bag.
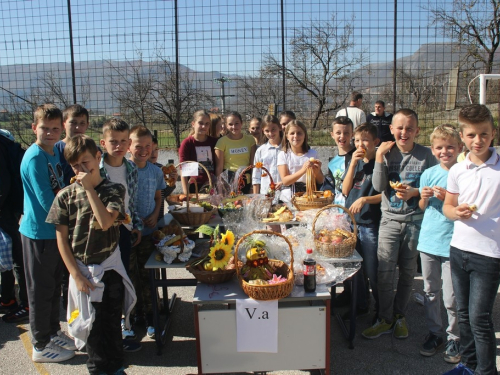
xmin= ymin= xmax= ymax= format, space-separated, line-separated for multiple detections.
xmin=293 ymin=260 xmax=341 ymax=286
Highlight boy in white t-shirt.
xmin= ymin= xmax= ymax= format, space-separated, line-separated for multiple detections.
xmin=443 ymin=104 xmax=500 ymax=375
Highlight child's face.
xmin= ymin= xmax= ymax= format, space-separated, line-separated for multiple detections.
xmin=331 ymin=123 xmax=353 ymax=151
xmin=129 ymin=134 xmax=152 ymax=163
xmin=431 ymin=137 xmax=461 ymax=169
xmin=460 ymin=121 xmax=496 ymax=162
xmin=263 ymin=123 xmax=281 ymax=143
xmin=390 ymin=114 xmax=419 ymax=152
xmin=192 ymin=115 xmax=210 ymax=136
xmin=215 ymin=120 xmax=223 ymax=136
xmin=280 ymin=116 xmax=293 ymax=131
xmin=354 ymin=132 xmax=379 ymax=156
xmin=100 ymin=130 xmax=131 ymax=159
xmin=64 ymin=115 xmax=89 ymax=138
xmin=286 ymin=125 xmax=305 ymax=149
xmin=149 ymin=143 xmax=159 ymax=164
xmin=248 ymin=120 xmax=261 ymax=137
xmin=70 ymin=150 xmax=102 ymax=185
xmin=32 ymin=118 xmax=62 ymax=150
xmin=226 ymin=115 xmax=242 ymax=136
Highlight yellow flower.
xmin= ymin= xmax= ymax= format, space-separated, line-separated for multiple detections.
xmin=221 ymin=230 xmax=235 ymax=247
xmin=255 ymin=161 xmax=263 ymax=169
xmin=209 ymin=243 xmax=232 ymax=270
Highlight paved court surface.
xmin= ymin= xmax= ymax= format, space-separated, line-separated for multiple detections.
xmin=0 ymin=271 xmax=499 ymax=375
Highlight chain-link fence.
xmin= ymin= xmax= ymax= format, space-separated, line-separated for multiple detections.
xmin=1 ymin=0 xmax=498 ymax=147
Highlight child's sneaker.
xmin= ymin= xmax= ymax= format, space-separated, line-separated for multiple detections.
xmin=32 ymin=342 xmax=76 ymax=363
xmin=420 ymin=333 xmax=445 ymax=356
xmin=444 ymin=340 xmax=461 ymax=364
xmin=393 ymin=314 xmax=408 ymax=339
xmin=50 ymin=330 xmax=77 ymax=351
xmin=146 ymin=326 xmax=155 ymax=339
xmin=0 ymin=299 xmax=18 ymax=314
xmin=123 ymin=339 xmax=142 ymax=353
xmin=121 ymin=319 xmax=136 ymax=340
xmin=361 ymin=319 xmax=393 ymax=339
xmin=442 ymin=363 xmax=474 ymax=375
xmin=2 ymin=305 xmax=29 ymax=323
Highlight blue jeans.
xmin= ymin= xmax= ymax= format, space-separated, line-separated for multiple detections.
xmin=450 ymin=246 xmax=500 ymax=375
xmin=355 ymin=223 xmax=379 ymax=312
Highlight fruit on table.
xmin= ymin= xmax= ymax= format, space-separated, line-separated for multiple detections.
xmin=323 ymin=190 xmax=332 ymax=198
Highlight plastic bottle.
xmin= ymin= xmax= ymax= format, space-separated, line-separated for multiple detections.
xmin=303 ymin=249 xmax=316 ymax=292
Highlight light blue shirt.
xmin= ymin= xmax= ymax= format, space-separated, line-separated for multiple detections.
xmin=417 ymin=164 xmax=454 ymax=257
xmin=328 ymin=154 xmax=349 ymax=206
xmin=134 ymin=161 xmax=166 ymax=236
xmin=20 ymin=144 xmax=64 ymax=239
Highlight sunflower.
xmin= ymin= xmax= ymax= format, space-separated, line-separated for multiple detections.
xmin=221 ymin=230 xmax=235 ymax=247
xmin=208 ymin=243 xmax=232 ymax=270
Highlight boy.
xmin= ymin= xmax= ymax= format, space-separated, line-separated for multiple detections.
xmin=366 ymin=100 xmax=394 ymax=143
xmin=342 ymin=123 xmax=381 ymax=320
xmin=46 ymin=135 xmax=135 ymax=374
xmin=328 ymin=116 xmax=355 ymax=206
xmin=443 ymin=104 xmax=500 ymax=375
xmin=99 ymin=118 xmax=142 ymax=346
xmin=19 ymin=104 xmax=76 ymax=362
xmin=362 ymin=108 xmax=436 ymax=339
xmin=56 ymin=104 xmax=90 ymax=186
xmin=128 ymin=125 xmax=166 ymax=338
xmin=417 ymin=125 xmax=461 ymax=363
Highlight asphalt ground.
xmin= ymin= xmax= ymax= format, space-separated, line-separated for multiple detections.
xmin=0 ymin=270 xmax=499 ymax=375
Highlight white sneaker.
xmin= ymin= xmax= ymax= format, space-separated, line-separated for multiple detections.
xmin=121 ymin=319 xmax=136 ymax=340
xmin=32 ymin=342 xmax=76 ymax=363
xmin=50 ymin=330 xmax=77 ymax=351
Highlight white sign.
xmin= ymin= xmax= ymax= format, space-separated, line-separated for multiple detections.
xmin=180 ymin=162 xmax=199 ymax=177
xmin=236 ymin=298 xmax=278 ymax=353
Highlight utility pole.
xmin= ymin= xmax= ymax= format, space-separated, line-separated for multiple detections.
xmin=213 ymin=77 xmax=234 ymax=114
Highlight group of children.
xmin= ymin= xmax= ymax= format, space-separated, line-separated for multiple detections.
xmin=2 ymin=101 xmax=499 ymax=375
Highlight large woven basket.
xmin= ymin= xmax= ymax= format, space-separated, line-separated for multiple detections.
xmin=170 ymin=161 xmax=215 ymax=226
xmin=312 ymin=204 xmax=357 ymax=258
xmin=235 ymin=230 xmax=295 ymax=300
xmin=185 ymin=259 xmax=236 ymax=284
xmin=291 ymin=164 xmax=333 ymax=211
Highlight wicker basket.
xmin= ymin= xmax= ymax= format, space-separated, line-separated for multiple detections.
xmin=291 ymin=164 xmax=333 ymax=211
xmin=312 ymin=204 xmax=357 ymax=258
xmin=185 ymin=259 xmax=236 ymax=284
xmin=235 ymin=230 xmax=295 ymax=300
xmin=170 ymin=162 xmax=215 ymax=226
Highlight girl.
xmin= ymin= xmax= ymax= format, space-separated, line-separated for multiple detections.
xmin=178 ymin=110 xmax=218 ymax=194
xmin=215 ymin=111 xmax=256 ymax=193
xmin=248 ymin=117 xmax=264 ymax=146
xmin=277 ymin=120 xmax=324 ymax=203
xmin=209 ymin=113 xmax=224 ymax=138
xmin=252 ymin=115 xmax=283 ymax=194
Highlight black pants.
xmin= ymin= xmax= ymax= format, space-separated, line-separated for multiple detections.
xmin=0 ymin=215 xmax=28 ymax=306
xmin=87 ymin=270 xmax=124 ymax=375
xmin=21 ymin=235 xmax=63 ymax=347
xmin=119 ymin=225 xmax=132 ymax=275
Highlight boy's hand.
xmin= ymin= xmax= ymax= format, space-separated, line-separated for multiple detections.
xmin=349 ymin=197 xmax=366 ymax=214
xmin=131 ymin=229 xmax=142 ymax=247
xmin=395 ymin=185 xmax=418 ymax=201
xmin=76 ymin=165 xmax=93 ymax=190
xmin=376 ymin=141 xmax=395 ymax=156
xmin=432 ymin=186 xmax=446 ymax=201
xmin=455 ymin=203 xmax=473 ymax=220
xmin=143 ymin=214 xmax=157 ymax=228
xmin=74 ymin=273 xmax=95 ymax=295
xmin=420 ymin=186 xmax=434 ymax=199
xmin=352 ymin=147 xmax=366 ymax=163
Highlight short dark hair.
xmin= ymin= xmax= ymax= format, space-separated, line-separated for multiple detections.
xmin=332 ymin=116 xmax=354 ymax=130
xmin=354 ymin=122 xmax=378 ymax=140
xmin=64 ymin=134 xmax=99 ymax=164
xmin=102 ymin=118 xmax=130 ymax=136
xmin=393 ymin=108 xmax=419 ymax=126
xmin=350 ymin=91 xmax=363 ymax=102
xmin=458 ymin=104 xmax=494 ymax=131
xmin=33 ymin=104 xmax=62 ymax=125
xmin=375 ymin=100 xmax=385 ymax=107
xmin=279 ymin=110 xmax=296 ymax=120
xmin=152 ymin=136 xmax=159 ymax=145
xmin=63 ymin=104 xmax=89 ymax=123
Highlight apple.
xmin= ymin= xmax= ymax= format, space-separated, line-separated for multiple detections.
xmin=331 ymin=235 xmax=344 ymax=244
xmin=320 ymin=236 xmax=330 ymax=243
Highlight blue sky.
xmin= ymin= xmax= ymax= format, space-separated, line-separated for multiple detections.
xmin=0 ymin=0 xmax=448 ymax=74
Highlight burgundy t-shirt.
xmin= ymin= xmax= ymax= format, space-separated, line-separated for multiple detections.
xmin=178 ymin=135 xmax=217 ymax=187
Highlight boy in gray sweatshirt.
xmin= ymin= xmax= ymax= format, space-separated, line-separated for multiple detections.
xmin=362 ymin=108 xmax=436 ymax=340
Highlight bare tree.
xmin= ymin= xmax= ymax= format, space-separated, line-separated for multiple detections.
xmin=427 ymin=0 xmax=499 ymax=75
xmin=236 ymin=70 xmax=284 ymax=117
xmin=7 ymin=94 xmax=39 ymax=147
xmin=263 ymin=14 xmax=366 ymax=128
xmin=36 ymin=70 xmax=90 ymax=108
